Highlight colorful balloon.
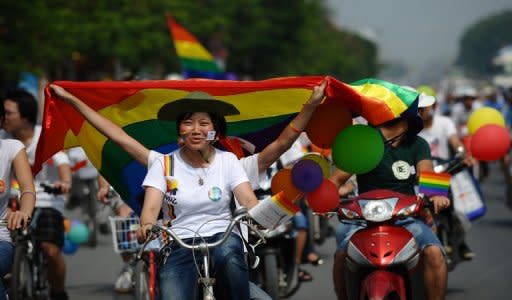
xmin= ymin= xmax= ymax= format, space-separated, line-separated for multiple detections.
xmin=271 ymin=169 xmax=303 ymax=201
xmin=305 ymin=101 xmax=352 ymax=149
xmin=470 ymin=124 xmax=511 ymax=161
xmin=301 ymin=153 xmax=331 ymax=178
xmin=306 ymin=179 xmax=339 ymax=213
xmin=291 ymin=159 xmax=324 ymax=192
xmin=331 ymin=125 xmax=384 ymax=174
xmin=467 ymin=107 xmax=505 ymax=135
xmin=62 ymin=238 xmax=79 ymax=255
xmin=68 ymin=222 xmax=90 ymax=244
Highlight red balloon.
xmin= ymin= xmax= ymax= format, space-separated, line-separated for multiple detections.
xmin=271 ymin=169 xmax=303 ymax=202
xmin=305 ymin=101 xmax=352 ymax=149
xmin=470 ymin=124 xmax=511 ymax=161
xmin=306 ymin=179 xmax=339 ymax=213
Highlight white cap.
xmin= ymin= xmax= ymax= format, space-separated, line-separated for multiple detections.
xmin=418 ymin=93 xmax=436 ymax=108
xmin=453 ymin=85 xmax=477 ymax=98
xmin=403 ymin=85 xmax=436 ymax=108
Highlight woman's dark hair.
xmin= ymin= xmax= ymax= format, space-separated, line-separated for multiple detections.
xmin=176 ymin=111 xmax=227 ymax=138
xmin=3 ymin=89 xmax=38 ymax=127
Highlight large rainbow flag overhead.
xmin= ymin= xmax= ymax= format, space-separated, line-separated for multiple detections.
xmin=166 ymin=13 xmax=225 ymax=79
xmin=36 ymin=76 xmax=418 ymax=213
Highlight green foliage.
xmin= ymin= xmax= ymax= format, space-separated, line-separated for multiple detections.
xmin=0 ymin=0 xmax=377 ymax=84
xmin=456 ymin=10 xmax=512 ymax=75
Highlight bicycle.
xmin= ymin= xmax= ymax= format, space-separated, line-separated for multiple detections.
xmin=5 ymin=183 xmax=64 ymax=300
xmin=138 ymin=206 xmax=265 ymax=300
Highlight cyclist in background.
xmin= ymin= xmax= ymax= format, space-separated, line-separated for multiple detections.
xmin=2 ymin=89 xmax=72 ymax=300
xmin=0 ymin=96 xmax=36 ymax=300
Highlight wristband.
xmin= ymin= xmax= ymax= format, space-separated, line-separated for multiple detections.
xmin=20 ymin=190 xmax=36 ymax=198
xmin=289 ymin=122 xmax=302 ymax=134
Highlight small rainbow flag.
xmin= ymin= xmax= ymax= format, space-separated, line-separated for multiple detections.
xmin=418 ymin=172 xmax=451 ymax=197
xmin=166 ymin=13 xmax=224 ymax=79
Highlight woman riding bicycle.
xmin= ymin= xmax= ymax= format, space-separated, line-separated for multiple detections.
xmin=136 ymin=92 xmax=267 ymax=299
xmin=0 ymin=98 xmax=36 ymax=300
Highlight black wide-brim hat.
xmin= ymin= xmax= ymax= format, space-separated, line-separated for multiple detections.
xmin=157 ymin=91 xmax=240 ymax=121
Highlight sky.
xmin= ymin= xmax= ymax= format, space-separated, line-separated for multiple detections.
xmin=325 ymin=0 xmax=512 ymax=82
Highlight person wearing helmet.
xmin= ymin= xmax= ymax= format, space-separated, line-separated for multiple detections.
xmin=330 ymin=95 xmax=450 ymax=300
xmin=450 ymin=85 xmax=482 ymax=136
xmin=417 ymin=91 xmax=476 ymax=261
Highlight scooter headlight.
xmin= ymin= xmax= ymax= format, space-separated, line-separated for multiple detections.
xmin=360 ymin=199 xmax=397 ymax=222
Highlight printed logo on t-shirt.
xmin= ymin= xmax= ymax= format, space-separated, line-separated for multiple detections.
xmin=208 ymin=187 xmax=222 ymax=202
xmin=0 ymin=180 xmax=5 ymax=193
xmin=391 ymin=160 xmax=411 ymax=180
xmin=164 ymin=193 xmax=177 ymax=205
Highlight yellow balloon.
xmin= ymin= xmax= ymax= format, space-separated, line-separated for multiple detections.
xmin=301 ymin=153 xmax=331 ymax=178
xmin=467 ymin=107 xmax=505 ymax=135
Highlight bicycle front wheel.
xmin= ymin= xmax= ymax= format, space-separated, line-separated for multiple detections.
xmin=10 ymin=244 xmax=33 ymax=300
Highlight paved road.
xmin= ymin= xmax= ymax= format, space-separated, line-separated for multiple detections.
xmin=65 ymin=162 xmax=511 ymax=299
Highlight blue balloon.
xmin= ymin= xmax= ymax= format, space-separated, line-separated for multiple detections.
xmin=68 ymin=222 xmax=90 ymax=244
xmin=62 ymin=239 xmax=79 ymax=255
xmin=291 ymin=159 xmax=323 ymax=192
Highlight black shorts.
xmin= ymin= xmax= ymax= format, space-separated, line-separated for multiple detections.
xmin=33 ymin=207 xmax=65 ymax=248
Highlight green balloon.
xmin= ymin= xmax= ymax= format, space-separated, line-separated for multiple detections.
xmin=332 ymin=125 xmax=384 ymax=174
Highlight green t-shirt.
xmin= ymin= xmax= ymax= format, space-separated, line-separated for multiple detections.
xmin=357 ymin=136 xmax=431 ymax=195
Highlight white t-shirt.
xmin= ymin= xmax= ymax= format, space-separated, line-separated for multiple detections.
xmin=27 ymin=126 xmax=70 ymax=213
xmin=149 ymin=150 xmax=261 ymax=189
xmin=418 ymin=115 xmax=457 ymax=160
xmin=0 ymin=139 xmax=25 ymax=242
xmin=143 ymin=148 xmax=249 ymax=239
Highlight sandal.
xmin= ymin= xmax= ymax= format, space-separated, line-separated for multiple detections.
xmin=298 ymin=268 xmax=313 ymax=282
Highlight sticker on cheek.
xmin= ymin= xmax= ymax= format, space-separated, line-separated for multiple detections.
xmin=206 ymin=131 xmax=216 ymax=141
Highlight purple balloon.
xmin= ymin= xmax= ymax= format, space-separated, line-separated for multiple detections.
xmin=291 ymin=159 xmax=323 ymax=192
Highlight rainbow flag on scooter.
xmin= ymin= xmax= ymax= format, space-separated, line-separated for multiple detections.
xmin=418 ymin=172 xmax=451 ymax=197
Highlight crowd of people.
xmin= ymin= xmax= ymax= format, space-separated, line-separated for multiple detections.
xmin=0 ymin=78 xmax=511 ymax=300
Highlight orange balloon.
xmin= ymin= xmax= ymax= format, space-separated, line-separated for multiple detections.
xmin=305 ymin=101 xmax=352 ymax=149
xmin=63 ymin=218 xmax=71 ymax=233
xmin=271 ymin=169 xmax=303 ymax=202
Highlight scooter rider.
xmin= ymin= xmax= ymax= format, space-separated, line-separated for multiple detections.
xmin=330 ymin=101 xmax=450 ymax=300
xmin=417 ymin=89 xmax=475 ymax=260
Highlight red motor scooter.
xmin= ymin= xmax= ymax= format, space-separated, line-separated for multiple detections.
xmin=338 ymin=189 xmax=431 ymax=300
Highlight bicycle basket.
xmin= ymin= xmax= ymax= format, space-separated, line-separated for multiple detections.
xmin=109 ymin=216 xmax=141 ymax=253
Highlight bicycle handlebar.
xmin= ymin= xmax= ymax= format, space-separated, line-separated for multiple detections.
xmin=136 ymin=207 xmax=265 ymax=260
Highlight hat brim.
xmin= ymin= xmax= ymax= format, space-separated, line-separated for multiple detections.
xmin=158 ymin=99 xmax=240 ymax=121
xmin=406 ymin=114 xmax=424 ymax=136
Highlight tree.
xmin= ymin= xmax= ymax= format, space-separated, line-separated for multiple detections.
xmin=0 ymin=0 xmax=378 ymax=85
xmin=456 ymin=10 xmax=512 ymax=75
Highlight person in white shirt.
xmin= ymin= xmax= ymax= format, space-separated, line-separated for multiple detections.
xmin=0 ymin=102 xmax=36 ymax=300
xmin=2 ymin=89 xmax=71 ymax=300
xmin=49 ymin=82 xmax=325 ymax=298
xmin=418 ymin=91 xmax=475 ymax=260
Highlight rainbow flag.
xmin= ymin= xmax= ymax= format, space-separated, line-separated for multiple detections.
xmin=35 ymin=76 xmax=418 ymax=214
xmin=418 ymin=171 xmax=451 ymax=197
xmin=166 ymin=13 xmax=224 ymax=79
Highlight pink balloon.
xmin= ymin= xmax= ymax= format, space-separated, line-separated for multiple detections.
xmin=470 ymin=124 xmax=511 ymax=161
xmin=306 ymin=180 xmax=339 ymax=213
